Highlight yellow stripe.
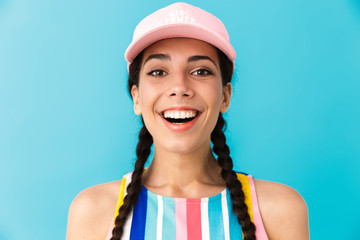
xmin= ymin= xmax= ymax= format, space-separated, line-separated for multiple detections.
xmin=113 ymin=176 xmax=127 ymax=225
xmin=236 ymin=173 xmax=254 ymax=222
xmin=236 ymin=173 xmax=254 ymax=239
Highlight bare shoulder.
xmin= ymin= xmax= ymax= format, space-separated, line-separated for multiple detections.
xmin=254 ymin=179 xmax=310 ymax=240
xmin=66 ymin=180 xmax=122 ymax=240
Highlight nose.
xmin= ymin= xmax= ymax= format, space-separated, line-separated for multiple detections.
xmin=168 ymin=72 xmax=194 ymax=98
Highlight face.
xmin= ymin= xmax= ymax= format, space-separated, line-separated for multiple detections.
xmin=131 ymin=38 xmax=232 ymax=155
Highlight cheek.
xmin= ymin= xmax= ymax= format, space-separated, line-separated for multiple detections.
xmin=138 ymin=82 xmax=159 ymax=111
xmin=138 ymin=92 xmax=151 ymax=110
xmin=202 ymin=82 xmax=224 ymax=108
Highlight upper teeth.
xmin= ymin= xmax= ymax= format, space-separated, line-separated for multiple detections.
xmin=163 ymin=110 xmax=197 ymax=119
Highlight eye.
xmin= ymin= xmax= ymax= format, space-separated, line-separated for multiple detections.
xmin=147 ymin=69 xmax=167 ymax=77
xmin=192 ymin=69 xmax=213 ymax=76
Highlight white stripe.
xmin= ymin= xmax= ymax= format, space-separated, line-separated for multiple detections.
xmin=123 ymin=209 xmax=133 ymax=239
xmin=156 ymin=195 xmax=163 ymax=240
xmin=124 ymin=172 xmax=133 ymax=197
xmin=122 ymin=172 xmax=134 ymax=239
xmin=201 ymin=198 xmax=210 ymax=239
xmin=221 ymin=191 xmax=230 ymax=240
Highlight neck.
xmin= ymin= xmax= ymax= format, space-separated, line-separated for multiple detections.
xmin=142 ymin=141 xmax=225 ymax=197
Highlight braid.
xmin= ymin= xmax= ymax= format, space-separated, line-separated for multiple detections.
xmin=211 ymin=113 xmax=256 ymax=240
xmin=111 ymin=124 xmax=153 ymax=239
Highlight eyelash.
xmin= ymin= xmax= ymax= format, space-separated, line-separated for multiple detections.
xmin=146 ymin=68 xmax=214 ymax=77
xmin=147 ymin=69 xmax=167 ymax=77
xmin=192 ymin=68 xmax=213 ymax=76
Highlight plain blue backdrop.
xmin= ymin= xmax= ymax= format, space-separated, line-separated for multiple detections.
xmin=1 ymin=0 xmax=359 ymax=239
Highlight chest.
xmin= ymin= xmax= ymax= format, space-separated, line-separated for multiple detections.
xmin=123 ymin=186 xmax=243 ymax=240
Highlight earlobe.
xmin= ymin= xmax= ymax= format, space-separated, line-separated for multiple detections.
xmin=131 ymin=85 xmax=142 ymax=115
xmin=220 ymin=83 xmax=232 ymax=113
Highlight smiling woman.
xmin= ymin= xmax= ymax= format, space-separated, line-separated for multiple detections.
xmin=66 ymin=2 xmax=309 ymax=240
xmin=131 ymin=38 xmax=230 ymax=152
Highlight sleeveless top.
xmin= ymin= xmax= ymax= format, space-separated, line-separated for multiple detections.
xmin=106 ymin=172 xmax=268 ymax=240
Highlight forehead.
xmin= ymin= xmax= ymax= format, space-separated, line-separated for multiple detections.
xmin=142 ymin=38 xmax=218 ymax=61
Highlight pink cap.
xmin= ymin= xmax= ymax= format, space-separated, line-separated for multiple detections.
xmin=125 ymin=2 xmax=236 ymax=68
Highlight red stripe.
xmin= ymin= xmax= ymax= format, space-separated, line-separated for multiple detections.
xmin=187 ymin=198 xmax=202 ymax=240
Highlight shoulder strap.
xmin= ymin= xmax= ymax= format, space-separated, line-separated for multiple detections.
xmin=237 ymin=172 xmax=269 ymax=240
xmin=236 ymin=172 xmax=254 ymax=223
xmin=113 ymin=172 xmax=133 ymax=224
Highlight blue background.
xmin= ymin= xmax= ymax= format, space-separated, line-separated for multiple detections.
xmin=1 ymin=0 xmax=359 ymax=239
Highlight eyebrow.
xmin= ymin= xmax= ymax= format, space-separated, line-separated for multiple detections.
xmin=143 ymin=54 xmax=171 ymax=66
xmin=188 ymin=55 xmax=218 ymax=68
xmin=143 ymin=54 xmax=218 ymax=68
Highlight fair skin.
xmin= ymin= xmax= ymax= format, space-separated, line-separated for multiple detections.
xmin=67 ymin=38 xmax=309 ymax=240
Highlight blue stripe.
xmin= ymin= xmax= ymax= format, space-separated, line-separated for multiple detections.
xmin=130 ymin=186 xmax=148 ymax=240
xmin=144 ymin=190 xmax=158 ymax=240
xmin=162 ymin=197 xmax=176 ymax=240
xmin=208 ymin=194 xmax=224 ymax=240
xmin=226 ymin=190 xmax=243 ymax=239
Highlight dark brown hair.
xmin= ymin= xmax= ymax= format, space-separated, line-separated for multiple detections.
xmin=111 ymin=48 xmax=256 ymax=240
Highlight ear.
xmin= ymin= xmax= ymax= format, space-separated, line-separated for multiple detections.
xmin=220 ymin=83 xmax=232 ymax=113
xmin=131 ymin=85 xmax=142 ymax=115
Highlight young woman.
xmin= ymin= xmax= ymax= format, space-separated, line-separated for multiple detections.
xmin=66 ymin=3 xmax=309 ymax=240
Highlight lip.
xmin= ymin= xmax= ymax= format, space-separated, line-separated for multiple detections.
xmin=160 ymin=106 xmax=200 ymax=112
xmin=158 ymin=106 xmax=202 ymax=132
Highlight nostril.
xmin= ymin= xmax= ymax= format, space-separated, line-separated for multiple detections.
xmin=169 ymin=90 xmax=192 ymax=97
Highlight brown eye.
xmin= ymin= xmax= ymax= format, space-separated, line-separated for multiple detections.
xmin=192 ymin=69 xmax=213 ymax=76
xmin=147 ymin=69 xmax=167 ymax=77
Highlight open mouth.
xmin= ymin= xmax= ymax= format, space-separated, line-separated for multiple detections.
xmin=161 ymin=110 xmax=199 ymax=124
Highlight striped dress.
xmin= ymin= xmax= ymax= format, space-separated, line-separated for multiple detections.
xmin=106 ymin=172 xmax=268 ymax=240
